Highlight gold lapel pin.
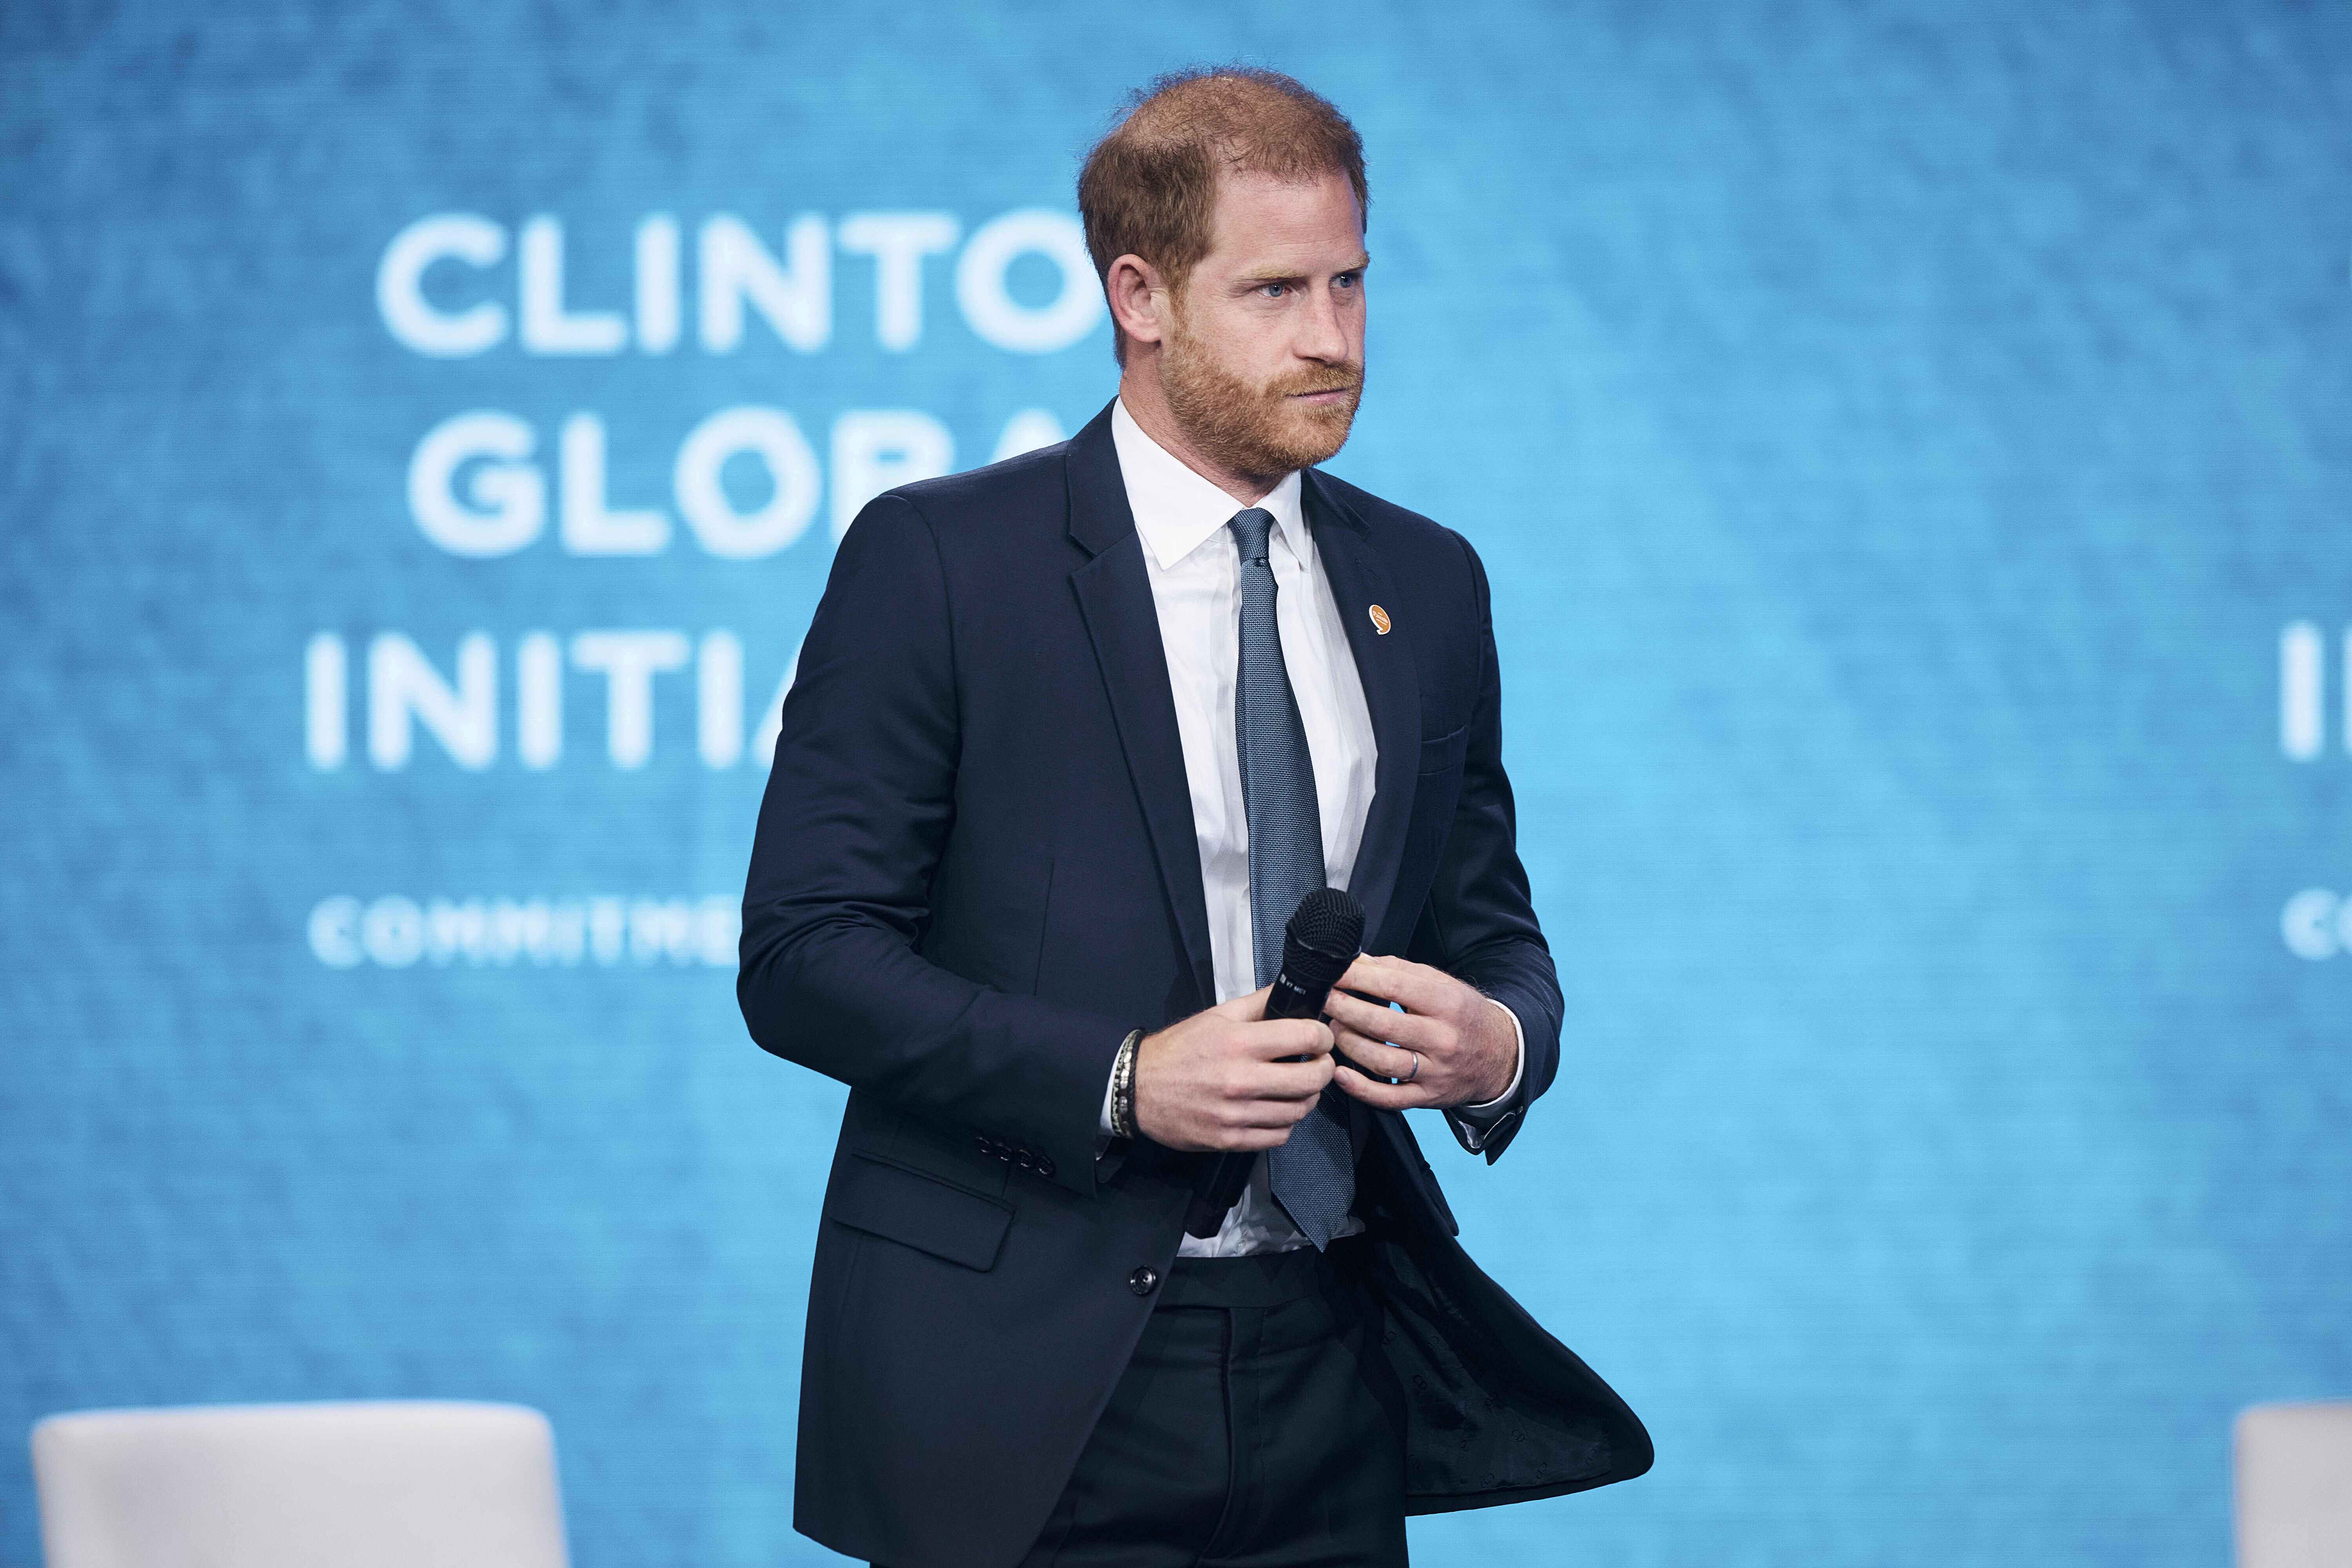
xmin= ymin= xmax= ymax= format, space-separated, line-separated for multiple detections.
xmin=1368 ymin=604 xmax=1392 ymax=635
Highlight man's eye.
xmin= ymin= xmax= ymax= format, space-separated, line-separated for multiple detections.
xmin=1259 ymin=281 xmax=1288 ymax=299
xmin=1334 ymin=272 xmax=1359 ymax=290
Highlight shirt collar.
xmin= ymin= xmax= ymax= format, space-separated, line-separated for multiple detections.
xmin=1112 ymin=397 xmax=1307 ymax=573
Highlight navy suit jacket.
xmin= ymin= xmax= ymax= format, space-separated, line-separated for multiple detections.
xmin=739 ymin=402 xmax=1649 ymax=1568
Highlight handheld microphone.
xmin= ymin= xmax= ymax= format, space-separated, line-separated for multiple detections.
xmin=1182 ymin=887 xmax=1366 ymax=1238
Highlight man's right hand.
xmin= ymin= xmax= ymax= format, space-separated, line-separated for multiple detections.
xmin=1132 ymin=988 xmax=1336 ymax=1151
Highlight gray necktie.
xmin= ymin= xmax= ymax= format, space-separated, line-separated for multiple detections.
xmin=1229 ymin=507 xmax=1354 ymax=1249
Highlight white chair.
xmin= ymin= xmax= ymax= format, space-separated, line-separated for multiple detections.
xmin=2237 ymin=1401 xmax=2352 ymax=1568
xmin=31 ymin=1401 xmax=570 ymax=1568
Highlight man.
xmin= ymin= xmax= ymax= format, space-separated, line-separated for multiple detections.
xmin=739 ymin=67 xmax=1648 ymax=1567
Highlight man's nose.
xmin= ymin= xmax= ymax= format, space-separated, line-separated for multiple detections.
xmin=1294 ymin=283 xmax=1351 ymax=363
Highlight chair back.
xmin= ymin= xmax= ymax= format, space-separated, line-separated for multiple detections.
xmin=31 ymin=1401 xmax=569 ymax=1568
xmin=2238 ymin=1401 xmax=2352 ymax=1568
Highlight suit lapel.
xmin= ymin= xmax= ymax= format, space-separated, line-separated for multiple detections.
xmin=1304 ymin=470 xmax=1422 ymax=953
xmin=1064 ymin=404 xmax=1217 ymax=1008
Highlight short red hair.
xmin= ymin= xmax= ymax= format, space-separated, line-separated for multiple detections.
xmin=1078 ymin=67 xmax=1369 ymax=364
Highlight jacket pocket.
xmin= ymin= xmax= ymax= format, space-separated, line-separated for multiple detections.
xmin=825 ymin=1151 xmax=1014 ymax=1271
xmin=1408 ymin=725 xmax=1470 ymax=875
xmin=1417 ymin=723 xmax=1468 ymax=777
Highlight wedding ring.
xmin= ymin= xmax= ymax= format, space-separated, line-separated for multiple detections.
xmin=1403 ymin=1051 xmax=1421 ymax=1083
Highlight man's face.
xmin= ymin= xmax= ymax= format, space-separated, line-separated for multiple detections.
xmin=1158 ymin=169 xmax=1368 ymax=481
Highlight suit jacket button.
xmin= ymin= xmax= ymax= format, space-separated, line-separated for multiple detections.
xmin=1128 ymin=1265 xmax=1159 ymax=1297
xmin=1034 ymin=1154 xmax=1056 ymax=1179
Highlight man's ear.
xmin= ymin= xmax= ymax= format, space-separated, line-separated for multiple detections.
xmin=1105 ymin=254 xmax=1170 ymax=353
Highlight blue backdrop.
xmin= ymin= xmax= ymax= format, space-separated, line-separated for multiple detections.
xmin=5 ymin=3 xmax=2349 ymax=1564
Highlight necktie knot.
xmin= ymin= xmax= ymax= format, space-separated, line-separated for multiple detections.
xmin=1228 ymin=508 xmax=1275 ymax=564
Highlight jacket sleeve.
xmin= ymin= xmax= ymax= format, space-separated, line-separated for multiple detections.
xmin=1406 ymin=533 xmax=1564 ymax=1164
xmin=737 ymin=494 xmax=1129 ymax=1196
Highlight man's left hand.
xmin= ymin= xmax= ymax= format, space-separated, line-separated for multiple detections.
xmin=1324 ymin=953 xmax=1515 ymax=1110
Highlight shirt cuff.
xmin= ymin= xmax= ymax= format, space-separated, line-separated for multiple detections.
xmin=1446 ymin=999 xmax=1525 ymax=1152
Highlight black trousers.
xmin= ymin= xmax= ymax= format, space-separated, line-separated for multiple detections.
xmin=1017 ymin=1240 xmax=1410 ymax=1567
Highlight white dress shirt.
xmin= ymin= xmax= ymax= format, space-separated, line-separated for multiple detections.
xmin=1102 ymin=399 xmax=1523 ymax=1256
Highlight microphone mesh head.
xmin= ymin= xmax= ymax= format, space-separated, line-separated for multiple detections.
xmin=1285 ymin=887 xmax=1365 ymax=981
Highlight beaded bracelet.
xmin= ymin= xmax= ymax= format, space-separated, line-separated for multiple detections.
xmin=1110 ymin=1028 xmax=1143 ymax=1140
